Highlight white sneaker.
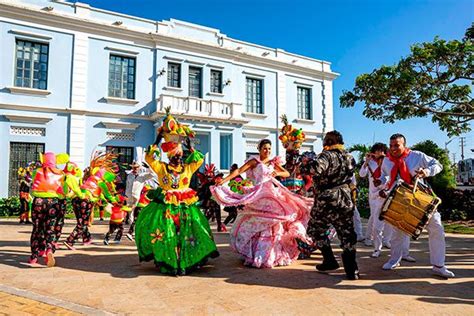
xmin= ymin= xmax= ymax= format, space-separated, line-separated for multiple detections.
xmin=364 ymin=239 xmax=373 ymax=247
xmin=383 ymin=260 xmax=400 ymax=270
xmin=371 ymin=250 xmax=381 ymax=258
xmin=402 ymin=255 xmax=416 ymax=262
xmin=382 ymin=241 xmax=391 ymax=249
xmin=126 ymin=233 xmax=134 ymax=241
xmin=432 ymin=266 xmax=455 ymax=278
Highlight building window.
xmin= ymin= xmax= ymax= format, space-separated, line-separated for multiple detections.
xmin=210 ymin=70 xmax=222 ymax=94
xmin=8 ymin=142 xmax=45 ymax=197
xmin=220 ymin=134 xmax=232 ymax=170
xmin=167 ymin=62 xmax=181 ymax=88
xmin=15 ymin=40 xmax=49 ymax=90
xmin=188 ymin=67 xmax=202 ymax=98
xmin=106 ymin=146 xmax=134 ymax=186
xmin=297 ymin=86 xmax=312 ymax=120
xmin=108 ymin=55 xmax=136 ymax=99
xmin=246 ymin=77 xmax=263 ymax=114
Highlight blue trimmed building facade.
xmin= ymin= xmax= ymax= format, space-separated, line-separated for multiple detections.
xmin=0 ymin=0 xmax=338 ymax=197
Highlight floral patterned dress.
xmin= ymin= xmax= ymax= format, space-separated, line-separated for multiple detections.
xmin=135 ymin=150 xmax=219 ymax=275
xmin=211 ymin=156 xmax=312 ymax=268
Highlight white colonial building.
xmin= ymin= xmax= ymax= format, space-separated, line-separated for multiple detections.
xmin=0 ymin=0 xmax=338 ymax=197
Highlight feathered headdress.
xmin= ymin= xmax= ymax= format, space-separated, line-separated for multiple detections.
xmin=86 ymin=150 xmax=119 ymax=182
xmin=204 ymin=163 xmax=216 ymax=178
xmin=278 ymin=115 xmax=305 ymax=151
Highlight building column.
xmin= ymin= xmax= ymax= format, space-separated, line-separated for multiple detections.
xmin=276 ymin=71 xmax=286 ymax=156
xmin=68 ymin=32 xmax=89 ymax=167
xmin=322 ymin=79 xmax=334 ymax=133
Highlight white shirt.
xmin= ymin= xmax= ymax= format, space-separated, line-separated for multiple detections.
xmin=359 ymin=159 xmax=384 ymax=199
xmin=380 ymin=150 xmax=442 ymax=190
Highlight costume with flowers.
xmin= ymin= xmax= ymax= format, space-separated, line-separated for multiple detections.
xmin=29 ymin=152 xmax=70 ymax=264
xmin=278 ymin=115 xmax=312 ymax=195
xmin=197 ymin=164 xmax=225 ymax=232
xmin=17 ymin=162 xmax=39 ymax=224
xmin=211 ymin=154 xmax=313 ymax=268
xmin=135 ymin=111 xmax=219 ymax=275
xmin=64 ymin=152 xmax=119 ymax=248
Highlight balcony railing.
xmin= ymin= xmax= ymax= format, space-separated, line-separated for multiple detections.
xmin=156 ymin=94 xmax=243 ymax=121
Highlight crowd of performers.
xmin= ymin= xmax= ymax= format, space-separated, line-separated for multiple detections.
xmin=18 ymin=110 xmax=455 ymax=279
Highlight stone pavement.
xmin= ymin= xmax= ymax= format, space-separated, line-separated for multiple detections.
xmin=0 ymin=219 xmax=473 ymax=315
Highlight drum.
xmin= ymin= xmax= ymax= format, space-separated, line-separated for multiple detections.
xmin=380 ymin=179 xmax=441 ymax=240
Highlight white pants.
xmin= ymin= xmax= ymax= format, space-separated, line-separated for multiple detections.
xmin=353 ymin=206 xmax=364 ymax=239
xmin=369 ymin=198 xmax=393 ymax=251
xmin=389 ymin=211 xmax=445 ymax=266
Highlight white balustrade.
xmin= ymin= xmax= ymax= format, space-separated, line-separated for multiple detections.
xmin=157 ymin=94 xmax=241 ymax=120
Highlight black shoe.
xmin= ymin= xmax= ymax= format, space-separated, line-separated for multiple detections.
xmin=316 ymin=244 xmax=340 ymax=271
xmin=103 ymin=239 xmax=109 ymax=245
xmin=341 ymin=249 xmax=360 ymax=280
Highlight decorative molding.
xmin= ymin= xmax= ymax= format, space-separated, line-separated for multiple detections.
xmin=217 ymin=126 xmax=234 ymax=131
xmin=6 ymin=86 xmax=51 ymax=96
xmin=103 ymin=97 xmax=139 ymax=106
xmin=101 ymin=121 xmax=141 ymax=130
xmin=163 ymin=56 xmax=184 ymax=62
xmin=185 ymin=59 xmax=205 ymax=66
xmin=293 ymin=118 xmax=316 ymax=125
xmin=105 ymin=46 xmax=139 ymax=56
xmin=207 ymin=92 xmax=224 ymax=97
xmin=9 ymin=29 xmax=52 ymax=41
xmin=294 ymin=81 xmax=313 ymax=87
xmin=193 ymin=124 xmax=214 ymax=129
xmin=207 ymin=64 xmax=224 ymax=69
xmin=4 ymin=114 xmax=52 ymax=124
xmin=10 ymin=126 xmax=46 ymax=136
xmin=163 ymin=86 xmax=183 ymax=92
xmin=242 ymin=71 xmax=265 ymax=78
xmin=0 ymin=102 xmax=153 ymax=121
xmin=242 ymin=129 xmax=270 ymax=138
xmin=242 ymin=112 xmax=268 ymax=119
xmin=106 ymin=132 xmax=135 ymax=141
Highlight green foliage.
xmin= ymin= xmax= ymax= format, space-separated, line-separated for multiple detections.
xmin=340 ymin=27 xmax=474 ymax=136
xmin=411 ymin=140 xmax=457 ymax=193
xmin=347 ymin=144 xmax=371 ymax=166
xmin=0 ymin=196 xmax=21 ymax=217
xmin=357 ymin=187 xmax=370 ymax=218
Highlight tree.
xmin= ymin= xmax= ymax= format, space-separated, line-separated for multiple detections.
xmin=411 ymin=140 xmax=457 ymax=193
xmin=340 ymin=25 xmax=474 ymax=136
xmin=347 ymin=144 xmax=371 ymax=166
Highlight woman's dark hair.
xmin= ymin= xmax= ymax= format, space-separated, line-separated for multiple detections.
xmin=257 ymin=139 xmax=272 ymax=150
xmin=323 ymin=130 xmax=344 ymax=147
xmin=370 ymin=142 xmax=388 ymax=154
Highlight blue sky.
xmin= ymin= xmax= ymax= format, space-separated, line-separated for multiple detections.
xmin=86 ymin=0 xmax=473 ymax=161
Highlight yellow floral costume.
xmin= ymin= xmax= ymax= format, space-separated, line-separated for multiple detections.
xmin=134 ymin=146 xmax=219 ymax=275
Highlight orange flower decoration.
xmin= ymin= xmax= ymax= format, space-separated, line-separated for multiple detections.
xmin=150 ymin=228 xmax=164 ymax=243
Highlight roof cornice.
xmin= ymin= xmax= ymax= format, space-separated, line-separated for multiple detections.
xmin=0 ymin=1 xmax=339 ymax=80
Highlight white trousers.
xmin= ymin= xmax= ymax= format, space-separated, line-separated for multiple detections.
xmin=389 ymin=211 xmax=445 ymax=267
xmin=369 ymin=198 xmax=393 ymax=251
xmin=353 ymin=206 xmax=363 ymax=239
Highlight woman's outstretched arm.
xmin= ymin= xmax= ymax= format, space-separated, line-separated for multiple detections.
xmin=216 ymin=159 xmax=256 ymax=185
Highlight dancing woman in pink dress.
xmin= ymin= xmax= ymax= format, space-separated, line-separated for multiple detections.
xmin=211 ymin=139 xmax=313 ymax=268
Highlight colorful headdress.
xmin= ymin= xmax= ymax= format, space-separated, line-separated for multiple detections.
xmin=87 ymin=150 xmax=119 ymax=182
xmin=278 ymin=115 xmax=305 ymax=151
xmin=64 ymin=161 xmax=83 ymax=179
xmin=204 ymin=163 xmax=217 ymax=178
xmin=157 ymin=107 xmax=196 ymax=157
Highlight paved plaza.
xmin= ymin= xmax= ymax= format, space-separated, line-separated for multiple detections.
xmin=0 ymin=219 xmax=473 ymax=315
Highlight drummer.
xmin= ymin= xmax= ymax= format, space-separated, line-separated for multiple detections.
xmin=378 ymin=133 xmax=454 ymax=278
